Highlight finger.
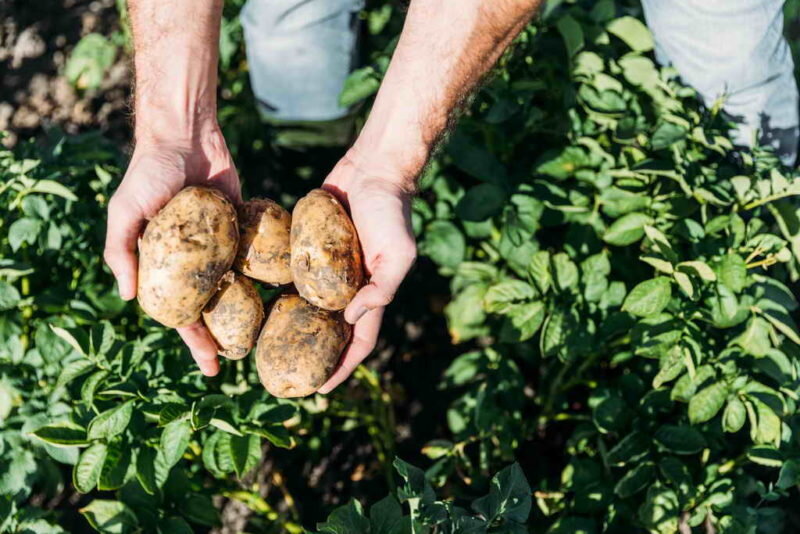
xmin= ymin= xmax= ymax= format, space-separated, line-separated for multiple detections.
xmin=318 ymin=307 xmax=383 ymax=394
xmin=212 ymin=171 xmax=242 ymax=206
xmin=104 ymin=196 xmax=144 ymax=300
xmin=176 ymin=322 xmax=220 ymax=377
xmin=344 ymin=245 xmax=416 ymax=325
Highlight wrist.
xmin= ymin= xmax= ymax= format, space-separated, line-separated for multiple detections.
xmin=133 ymin=49 xmax=219 ymax=146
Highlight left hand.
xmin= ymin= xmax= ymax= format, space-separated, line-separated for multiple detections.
xmin=317 ymin=150 xmax=417 ymax=393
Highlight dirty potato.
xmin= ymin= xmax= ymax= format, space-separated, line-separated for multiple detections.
xmin=138 ymin=186 xmax=238 ymax=328
xmin=234 ymin=198 xmax=292 ymax=285
xmin=290 ymin=189 xmax=364 ymax=310
xmin=255 ymin=294 xmax=352 ymax=398
xmin=202 ymin=272 xmax=264 ymax=360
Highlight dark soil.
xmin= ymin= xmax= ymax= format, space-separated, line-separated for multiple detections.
xmin=0 ymin=0 xmax=131 ymax=148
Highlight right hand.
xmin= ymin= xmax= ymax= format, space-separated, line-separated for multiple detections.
xmin=104 ymin=125 xmax=241 ymax=377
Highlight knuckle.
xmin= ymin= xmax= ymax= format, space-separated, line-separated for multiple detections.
xmin=375 ymin=290 xmax=395 ymax=307
xmin=102 ymin=247 xmax=117 ymax=268
xmin=397 ymin=241 xmax=417 ymax=265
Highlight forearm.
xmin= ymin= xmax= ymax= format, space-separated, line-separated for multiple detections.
xmin=351 ymin=0 xmax=541 ymax=188
xmin=128 ymin=0 xmax=223 ymax=145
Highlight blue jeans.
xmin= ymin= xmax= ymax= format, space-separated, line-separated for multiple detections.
xmin=241 ymin=0 xmax=364 ymax=122
xmin=638 ymin=0 xmax=797 ymax=164
xmin=243 ymin=0 xmax=799 ymax=164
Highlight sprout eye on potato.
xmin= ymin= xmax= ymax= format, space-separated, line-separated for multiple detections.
xmin=255 ymin=294 xmax=351 ymax=398
xmin=138 ymin=186 xmax=238 ymax=328
xmin=202 ymin=271 xmax=264 ymax=360
xmin=234 ymin=198 xmax=292 ymax=286
xmin=290 ymin=188 xmax=364 ymax=311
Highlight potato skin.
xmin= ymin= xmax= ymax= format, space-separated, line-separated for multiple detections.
xmin=234 ymin=198 xmax=292 ymax=285
xmin=290 ymin=189 xmax=364 ymax=310
xmin=202 ymin=272 xmax=264 ymax=360
xmin=256 ymin=294 xmax=352 ymax=398
xmin=138 ymin=186 xmax=238 ymax=328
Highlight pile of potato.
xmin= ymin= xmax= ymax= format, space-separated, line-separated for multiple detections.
xmin=137 ymin=186 xmax=364 ymax=398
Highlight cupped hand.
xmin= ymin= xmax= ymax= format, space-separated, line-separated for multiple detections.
xmin=317 ymin=151 xmax=417 ymax=393
xmin=104 ymin=126 xmax=241 ymax=376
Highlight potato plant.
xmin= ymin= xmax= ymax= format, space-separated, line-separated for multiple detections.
xmin=5 ymin=0 xmax=800 ymax=533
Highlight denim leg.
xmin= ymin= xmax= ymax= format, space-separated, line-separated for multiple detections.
xmin=641 ymin=0 xmax=799 ymax=166
xmin=241 ymin=0 xmax=365 ymax=122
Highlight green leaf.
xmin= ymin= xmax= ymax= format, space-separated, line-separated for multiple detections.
xmin=607 ymin=431 xmax=650 ymax=466
xmin=672 ymin=271 xmax=694 ymax=299
xmin=471 ymin=463 xmax=531 ymax=524
xmin=158 ymin=517 xmax=194 ymax=534
xmin=654 ymin=425 xmax=706 ymax=455
xmin=528 ymin=251 xmax=552 ymax=294
xmin=593 ymin=395 xmax=629 ymax=433
xmin=747 ymin=445 xmax=783 ymax=468
xmin=339 ymin=66 xmax=380 ymax=107
xmin=762 ymin=309 xmax=800 ymax=346
xmin=65 ymin=33 xmax=117 ymax=90
xmin=135 ymin=447 xmax=157 ymax=495
xmin=735 ymin=317 xmax=772 ymax=357
xmin=227 ymin=434 xmax=261 ymax=478
xmin=499 ymin=301 xmax=546 ymax=343
xmin=180 ymin=494 xmax=220 ymax=527
xmin=603 ymin=212 xmax=652 ymax=246
xmin=99 ymin=440 xmax=131 ymax=491
xmin=73 ymin=442 xmax=108 ymax=493
xmin=717 ymin=254 xmax=747 ymax=292
xmin=87 ymin=400 xmax=135 ymax=441
xmin=55 ymin=359 xmax=96 ymax=391
xmin=456 ymin=183 xmax=507 ymax=221
xmin=651 ymin=122 xmax=687 ymax=150
xmin=9 ymin=218 xmax=43 ymax=252
xmin=752 ymin=399 xmax=782 ymax=446
xmin=722 ymin=397 xmax=747 ymax=433
xmin=159 ymin=419 xmax=192 ymax=468
xmin=614 ymin=462 xmax=655 ymax=498
xmin=422 ymin=221 xmax=465 ymax=269
xmin=483 ymin=280 xmax=536 ymax=314
xmin=676 ymin=261 xmax=716 ymax=282
xmin=29 ymin=180 xmax=79 ymax=201
xmin=688 ymin=382 xmax=727 ymax=424
xmin=0 ymin=281 xmax=21 ymax=311
xmin=606 ymin=16 xmax=654 ymax=52
xmin=80 ymin=500 xmax=138 ymax=534
xmin=31 ymin=423 xmax=88 ymax=447
xmin=317 ymin=500 xmax=370 ymax=534
xmin=552 ymin=252 xmax=579 ymax=291
xmin=369 ymin=496 xmax=405 ymax=534
xmin=536 ymin=147 xmax=589 ymax=180
xmin=777 ymin=459 xmax=800 ymax=489
xmin=556 ymin=14 xmax=584 ymax=58
xmin=622 ymin=278 xmax=672 ymax=318
xmin=652 ymin=345 xmax=685 ymax=388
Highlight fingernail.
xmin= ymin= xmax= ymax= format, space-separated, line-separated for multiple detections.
xmin=199 ymin=361 xmax=218 ymax=377
xmin=348 ymin=306 xmax=368 ymax=324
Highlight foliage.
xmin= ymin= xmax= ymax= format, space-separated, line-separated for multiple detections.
xmin=7 ymin=0 xmax=800 ymax=533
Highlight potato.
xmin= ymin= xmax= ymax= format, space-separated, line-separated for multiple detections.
xmin=202 ymin=272 xmax=264 ymax=360
xmin=234 ymin=198 xmax=292 ymax=285
xmin=290 ymin=189 xmax=364 ymax=310
xmin=255 ymin=294 xmax=352 ymax=398
xmin=138 ymin=186 xmax=238 ymax=328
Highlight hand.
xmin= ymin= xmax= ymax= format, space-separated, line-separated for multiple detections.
xmin=104 ymin=126 xmax=241 ymax=377
xmin=317 ymin=150 xmax=417 ymax=393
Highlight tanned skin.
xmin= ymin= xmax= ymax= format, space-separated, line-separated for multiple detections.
xmin=104 ymin=0 xmax=541 ymax=387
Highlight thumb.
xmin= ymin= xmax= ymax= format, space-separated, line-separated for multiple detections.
xmin=344 ymin=244 xmax=416 ymax=324
xmin=104 ymin=195 xmax=144 ymax=300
